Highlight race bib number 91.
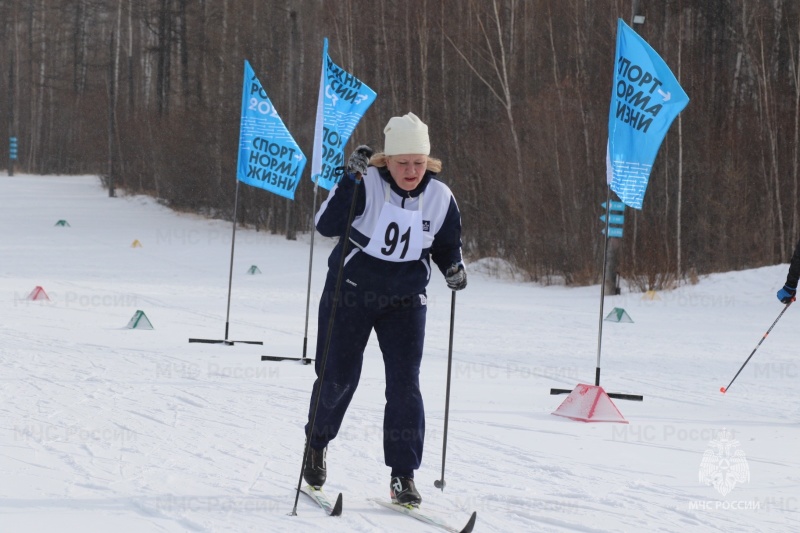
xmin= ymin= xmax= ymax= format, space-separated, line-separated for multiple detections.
xmin=363 ymin=203 xmax=423 ymax=262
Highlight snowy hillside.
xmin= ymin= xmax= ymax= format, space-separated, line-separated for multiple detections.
xmin=1 ymin=175 xmax=798 ymax=532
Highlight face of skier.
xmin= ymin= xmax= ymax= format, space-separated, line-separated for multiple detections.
xmin=386 ymin=154 xmax=428 ymax=191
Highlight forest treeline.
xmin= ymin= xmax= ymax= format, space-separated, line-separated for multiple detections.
xmin=1 ymin=0 xmax=798 ymax=288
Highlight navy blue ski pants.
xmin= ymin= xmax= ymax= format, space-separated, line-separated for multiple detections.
xmin=305 ymin=276 xmax=427 ymax=479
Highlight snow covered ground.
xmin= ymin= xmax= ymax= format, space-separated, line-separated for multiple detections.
xmin=1 ymin=174 xmax=799 ymax=532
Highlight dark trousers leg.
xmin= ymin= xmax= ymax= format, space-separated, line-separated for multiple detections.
xmin=375 ymin=301 xmax=427 ymax=478
xmin=305 ymin=284 xmax=373 ymax=449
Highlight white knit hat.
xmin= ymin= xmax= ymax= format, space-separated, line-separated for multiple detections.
xmin=383 ymin=112 xmax=430 ymax=156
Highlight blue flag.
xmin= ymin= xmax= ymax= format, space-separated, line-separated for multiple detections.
xmin=312 ymin=38 xmax=377 ymax=190
xmin=236 ymin=60 xmax=306 ymax=200
xmin=607 ymin=19 xmax=689 ymax=209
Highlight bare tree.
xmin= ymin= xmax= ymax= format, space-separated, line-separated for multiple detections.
xmin=444 ymin=0 xmax=523 ymax=183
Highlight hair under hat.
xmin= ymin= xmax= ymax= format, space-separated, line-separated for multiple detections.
xmin=383 ymin=112 xmax=430 ymax=156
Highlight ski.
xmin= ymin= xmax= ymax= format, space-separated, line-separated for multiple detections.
xmin=370 ymin=498 xmax=477 ymax=533
xmin=300 ymin=484 xmax=343 ymax=516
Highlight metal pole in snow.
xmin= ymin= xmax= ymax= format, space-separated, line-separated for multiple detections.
xmin=223 ymin=180 xmax=241 ymax=343
xmin=301 ymin=182 xmax=320 ymax=364
xmin=596 ymin=186 xmax=613 ymax=386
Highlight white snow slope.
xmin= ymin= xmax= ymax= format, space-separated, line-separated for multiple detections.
xmin=1 ymin=175 xmax=799 ymax=533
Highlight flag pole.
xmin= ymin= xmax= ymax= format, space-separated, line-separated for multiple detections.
xmin=188 ymin=60 xmax=268 ymax=347
xmin=301 ymin=182 xmax=320 ymax=364
xmin=224 ymin=180 xmax=241 ymax=341
xmin=549 ymin=185 xmax=642 ymax=401
xmin=188 ymin=179 xmax=263 ymax=346
xmin=261 ymin=181 xmax=321 ymax=363
xmin=596 ymin=186 xmax=613 ymax=386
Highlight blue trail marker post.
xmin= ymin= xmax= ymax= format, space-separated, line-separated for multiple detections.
xmin=600 ymin=199 xmax=624 ymax=295
xmin=9 ymin=136 xmax=17 ymax=176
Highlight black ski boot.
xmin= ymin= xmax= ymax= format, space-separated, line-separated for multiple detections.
xmin=390 ymin=476 xmax=422 ymax=506
xmin=303 ymin=444 xmax=327 ymax=488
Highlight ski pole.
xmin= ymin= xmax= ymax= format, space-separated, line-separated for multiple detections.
xmin=291 ymin=169 xmax=362 ymax=516
xmin=720 ymin=299 xmax=794 ymax=394
xmin=434 ymin=290 xmax=456 ymax=491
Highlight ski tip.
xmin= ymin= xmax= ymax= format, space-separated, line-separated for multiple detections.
xmin=460 ymin=511 xmax=477 ymax=533
xmin=719 ymin=387 xmax=726 ymax=394
xmin=331 ymin=493 xmax=343 ymax=517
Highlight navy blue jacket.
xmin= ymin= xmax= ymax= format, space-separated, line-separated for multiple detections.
xmin=316 ymin=165 xmax=462 ymax=297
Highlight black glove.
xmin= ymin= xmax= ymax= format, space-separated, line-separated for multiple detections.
xmin=777 ymin=284 xmax=797 ymax=304
xmin=346 ymin=145 xmax=374 ymax=177
xmin=445 ymin=263 xmax=467 ymax=291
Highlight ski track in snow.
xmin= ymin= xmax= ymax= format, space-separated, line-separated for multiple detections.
xmin=1 ymin=175 xmax=799 ymax=532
